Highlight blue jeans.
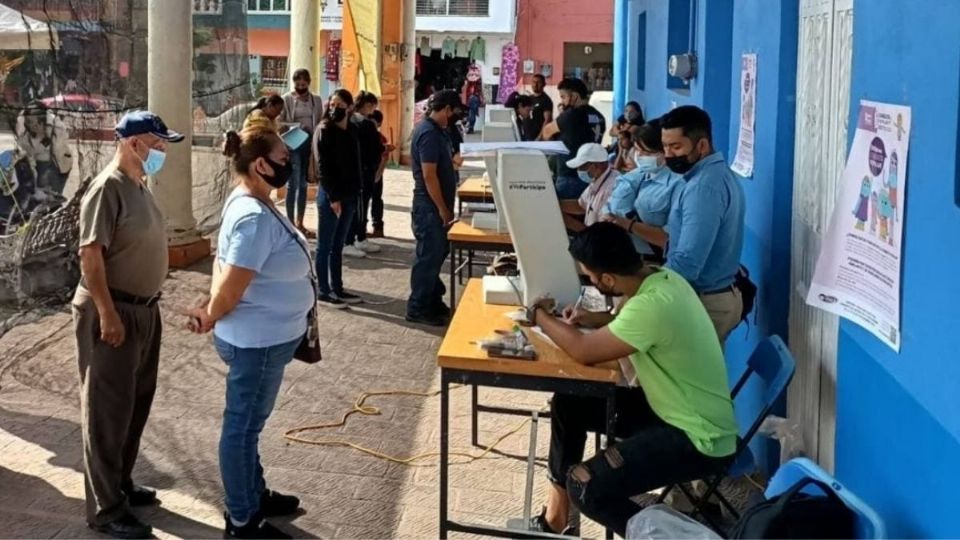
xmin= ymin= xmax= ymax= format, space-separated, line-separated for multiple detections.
xmin=215 ymin=335 xmax=300 ymax=524
xmin=468 ymin=95 xmax=481 ymax=131
xmin=316 ymin=188 xmax=358 ymax=296
xmin=286 ymin=143 xmax=310 ymax=222
xmin=407 ymin=198 xmax=449 ymax=316
xmin=556 ymin=175 xmax=588 ymax=200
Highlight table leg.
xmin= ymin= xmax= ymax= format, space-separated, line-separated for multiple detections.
xmin=604 ymin=393 xmax=616 ymax=540
xmin=440 ymin=372 xmax=450 ymax=539
xmin=449 ymin=242 xmax=456 ymax=310
xmin=522 ymin=411 xmax=540 ymax=523
xmin=471 ymin=384 xmax=479 ymax=447
xmin=468 ymin=250 xmax=474 ymax=279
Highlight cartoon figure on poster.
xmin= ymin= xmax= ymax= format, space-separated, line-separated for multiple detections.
xmin=885 ymin=151 xmax=898 ymax=223
xmin=742 ymin=71 xmax=754 ymax=126
xmin=869 ymin=191 xmax=879 ymax=233
xmin=878 ymin=189 xmax=894 ymax=246
xmin=853 ymin=176 xmax=872 ymax=230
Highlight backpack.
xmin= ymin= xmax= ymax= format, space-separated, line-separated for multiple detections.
xmin=735 ymin=264 xmax=757 ymax=325
xmin=730 ymin=478 xmax=856 ymax=539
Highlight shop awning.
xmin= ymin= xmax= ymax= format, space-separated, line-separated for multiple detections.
xmin=248 ymin=29 xmax=289 ymax=58
xmin=0 ymin=3 xmax=59 ymax=50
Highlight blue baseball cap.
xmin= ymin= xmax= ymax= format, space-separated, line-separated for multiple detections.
xmin=115 ymin=110 xmax=184 ymax=142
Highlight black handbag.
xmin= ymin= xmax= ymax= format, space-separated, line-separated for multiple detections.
xmin=730 ymin=477 xmax=856 ymax=539
xmin=230 ymin=194 xmax=322 ymax=364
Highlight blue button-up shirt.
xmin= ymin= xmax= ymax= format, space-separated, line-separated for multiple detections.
xmin=665 ymin=152 xmax=745 ymax=293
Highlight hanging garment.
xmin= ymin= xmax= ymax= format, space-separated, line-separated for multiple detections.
xmin=441 ymin=37 xmax=456 ymax=58
xmin=498 ymin=43 xmax=520 ymax=104
xmin=419 ymin=35 xmax=432 ymax=56
xmin=469 ymin=36 xmax=486 ymax=63
xmin=325 ymin=39 xmax=341 ymax=81
xmin=455 ymin=38 xmax=471 ymax=58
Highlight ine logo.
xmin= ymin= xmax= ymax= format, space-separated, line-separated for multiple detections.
xmin=818 ymin=293 xmax=838 ymax=304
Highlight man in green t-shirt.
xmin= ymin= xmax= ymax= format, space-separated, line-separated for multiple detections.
xmin=523 ymin=222 xmax=738 ymax=537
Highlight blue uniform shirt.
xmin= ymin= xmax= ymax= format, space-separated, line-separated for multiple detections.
xmin=606 ymin=165 xmax=684 ymax=233
xmin=665 ymin=152 xmax=745 ymax=293
xmin=411 ymin=117 xmax=457 ymax=211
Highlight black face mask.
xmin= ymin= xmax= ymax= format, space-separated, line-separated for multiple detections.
xmin=329 ymin=107 xmax=347 ymax=123
xmin=295 ymin=86 xmax=309 ymax=95
xmin=260 ymin=157 xmax=293 ymax=189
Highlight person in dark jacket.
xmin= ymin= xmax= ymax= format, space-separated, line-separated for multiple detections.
xmin=344 ymin=91 xmax=386 ymax=258
xmin=505 ymin=91 xmax=535 ymax=141
xmin=313 ymin=88 xmax=363 ymax=308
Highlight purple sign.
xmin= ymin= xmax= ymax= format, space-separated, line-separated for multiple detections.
xmin=868 ymin=137 xmax=886 ymax=176
xmin=858 ymin=105 xmax=877 ymax=131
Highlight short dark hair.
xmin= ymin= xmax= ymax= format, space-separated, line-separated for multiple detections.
xmin=371 ymin=109 xmax=384 ymax=125
xmin=660 ymin=105 xmax=712 ymax=143
xmin=557 ymin=77 xmax=589 ymax=99
xmin=625 ymin=101 xmax=641 ymax=112
xmin=292 ymin=68 xmax=311 ymax=82
xmin=632 ymin=118 xmax=664 ymax=153
xmin=505 ymin=91 xmax=533 ymax=110
xmin=569 ymin=222 xmax=645 ymax=276
xmin=532 ymin=74 xmax=546 ymax=83
xmin=356 ymin=90 xmax=379 ymax=108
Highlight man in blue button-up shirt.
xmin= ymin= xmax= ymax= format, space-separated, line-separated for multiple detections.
xmin=660 ymin=106 xmax=745 ymax=342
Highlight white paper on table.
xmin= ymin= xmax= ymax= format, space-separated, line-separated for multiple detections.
xmin=461 ymin=141 xmax=569 ymax=157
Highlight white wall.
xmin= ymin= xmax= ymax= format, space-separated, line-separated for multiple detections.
xmin=416 ymin=0 xmax=515 ymax=33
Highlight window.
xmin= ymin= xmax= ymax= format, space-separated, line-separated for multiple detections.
xmin=636 ymin=12 xmax=646 ymax=91
xmin=415 ymin=0 xmax=489 ymax=17
xmin=261 ymin=56 xmax=288 ymax=85
xmin=193 ymin=0 xmax=223 ymax=14
xmin=248 ymin=0 xmax=289 ymax=12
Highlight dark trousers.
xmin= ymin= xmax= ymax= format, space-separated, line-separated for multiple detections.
xmin=549 ymin=390 xmax=733 ymax=537
xmin=407 ymin=198 xmax=448 ymax=316
xmin=286 ymin=141 xmax=311 ymax=222
xmin=370 ymin=178 xmax=384 ymax=230
xmin=346 ymin=175 xmax=375 ymax=245
xmin=316 ymin=188 xmax=358 ymax=296
xmin=73 ymin=299 xmax=161 ymax=526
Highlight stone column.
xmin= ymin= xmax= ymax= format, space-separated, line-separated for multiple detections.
xmin=147 ymin=0 xmax=208 ymax=267
xmin=400 ymin=0 xmax=417 ymax=163
xmin=289 ymin=0 xmax=321 ymax=93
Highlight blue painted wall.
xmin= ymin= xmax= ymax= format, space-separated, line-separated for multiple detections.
xmin=618 ymin=0 xmax=960 ymax=535
xmin=247 ymin=13 xmax=291 ymax=29
xmin=835 ymin=0 xmax=960 ymax=536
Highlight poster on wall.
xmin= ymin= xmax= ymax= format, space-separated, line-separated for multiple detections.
xmin=806 ymin=100 xmax=911 ymax=352
xmin=731 ymin=53 xmax=756 ymax=177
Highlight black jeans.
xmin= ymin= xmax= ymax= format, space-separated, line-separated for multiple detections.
xmin=371 ymin=178 xmax=384 ymax=230
xmin=346 ymin=175 xmax=377 ymax=244
xmin=549 ymin=390 xmax=734 ymax=537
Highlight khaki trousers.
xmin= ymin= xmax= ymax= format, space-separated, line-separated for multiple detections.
xmin=73 ymin=299 xmax=161 ymax=525
xmin=699 ymin=287 xmax=743 ymax=344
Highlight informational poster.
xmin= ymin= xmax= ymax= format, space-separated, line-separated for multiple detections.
xmin=807 ymin=100 xmax=911 ymax=352
xmin=731 ymin=53 xmax=757 ymax=177
xmin=321 ymin=0 xmax=343 ymax=29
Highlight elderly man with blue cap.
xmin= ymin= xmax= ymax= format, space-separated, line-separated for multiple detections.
xmin=72 ymin=110 xmax=183 ymax=539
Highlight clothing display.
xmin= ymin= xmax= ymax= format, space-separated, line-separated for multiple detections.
xmin=497 ymin=42 xmax=520 ymax=104
xmin=419 ymin=35 xmax=432 ymax=56
xmin=454 ymin=38 xmax=471 ymax=59
xmin=469 ymin=36 xmax=486 ymax=63
xmin=325 ymin=39 xmax=341 ymax=81
xmin=441 ymin=37 xmax=456 ymax=58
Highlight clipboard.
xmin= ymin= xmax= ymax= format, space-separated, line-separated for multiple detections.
xmin=282 ymin=126 xmax=308 ymax=150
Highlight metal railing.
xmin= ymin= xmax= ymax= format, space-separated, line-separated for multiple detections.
xmin=193 ymin=0 xmax=223 ymax=14
xmin=416 ymin=0 xmax=489 ymax=17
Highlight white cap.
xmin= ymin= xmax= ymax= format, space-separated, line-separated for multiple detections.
xmin=566 ymin=143 xmax=609 ymax=168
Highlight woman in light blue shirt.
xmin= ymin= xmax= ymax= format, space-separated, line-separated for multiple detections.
xmin=186 ymin=126 xmax=313 ymax=539
xmin=604 ymin=120 xmax=683 ymax=258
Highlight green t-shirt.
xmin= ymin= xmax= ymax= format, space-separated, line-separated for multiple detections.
xmin=607 ymin=268 xmax=738 ymax=457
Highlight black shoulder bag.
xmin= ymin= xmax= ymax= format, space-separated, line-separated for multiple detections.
xmin=730 ymin=477 xmax=856 ymax=539
xmin=225 ymin=194 xmax=322 ymax=363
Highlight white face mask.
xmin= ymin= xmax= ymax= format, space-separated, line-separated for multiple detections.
xmin=634 ymin=155 xmax=659 ymax=172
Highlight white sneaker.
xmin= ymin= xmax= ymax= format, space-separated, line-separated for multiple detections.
xmin=342 ymin=244 xmax=367 ymax=258
xmin=355 ymin=240 xmax=382 ymax=253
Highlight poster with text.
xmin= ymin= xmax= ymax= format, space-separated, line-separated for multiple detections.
xmin=807 ymin=100 xmax=911 ymax=351
xmin=731 ymin=53 xmax=757 ymax=177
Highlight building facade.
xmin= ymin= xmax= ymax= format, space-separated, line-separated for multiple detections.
xmin=614 ymin=1 xmax=960 ymax=536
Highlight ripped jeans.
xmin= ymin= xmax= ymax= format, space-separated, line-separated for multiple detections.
xmin=548 ymin=390 xmax=733 ymax=536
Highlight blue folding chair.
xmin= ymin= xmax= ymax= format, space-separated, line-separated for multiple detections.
xmin=657 ymin=335 xmax=797 ymax=530
xmin=765 ymin=458 xmax=886 ymax=539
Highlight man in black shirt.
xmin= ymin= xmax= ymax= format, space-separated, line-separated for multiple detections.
xmin=406 ymin=90 xmax=464 ymax=326
xmin=544 ymin=77 xmax=606 ymax=200
xmin=525 ymin=74 xmax=554 ymax=140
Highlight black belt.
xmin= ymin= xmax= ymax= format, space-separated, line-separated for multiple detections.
xmin=701 ymin=284 xmax=735 ymax=296
xmin=110 ymin=288 xmax=162 ymax=307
